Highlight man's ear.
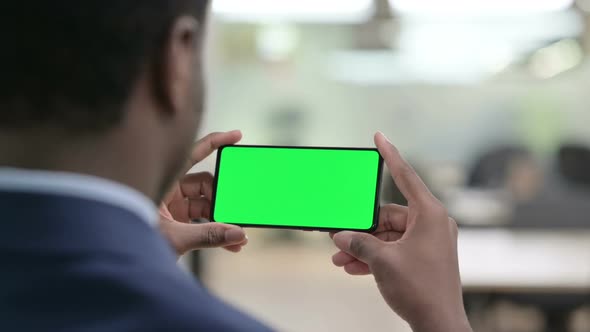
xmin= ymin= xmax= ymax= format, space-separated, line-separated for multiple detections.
xmin=157 ymin=16 xmax=200 ymax=116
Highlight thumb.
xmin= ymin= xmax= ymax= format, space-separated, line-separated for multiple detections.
xmin=333 ymin=231 xmax=384 ymax=264
xmin=171 ymin=222 xmax=247 ymax=253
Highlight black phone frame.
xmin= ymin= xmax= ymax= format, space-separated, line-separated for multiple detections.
xmin=210 ymin=144 xmax=384 ymax=233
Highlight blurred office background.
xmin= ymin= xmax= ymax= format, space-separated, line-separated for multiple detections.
xmin=189 ymin=1 xmax=590 ymax=331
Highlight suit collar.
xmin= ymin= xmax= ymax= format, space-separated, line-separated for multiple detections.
xmin=0 ymin=191 xmax=176 ymax=262
xmin=0 ymin=167 xmax=157 ymax=227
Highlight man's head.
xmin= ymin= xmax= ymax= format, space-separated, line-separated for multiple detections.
xmin=0 ymin=1 xmax=210 ymax=201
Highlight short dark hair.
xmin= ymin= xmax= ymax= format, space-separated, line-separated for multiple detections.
xmin=0 ymin=1 xmax=208 ymax=134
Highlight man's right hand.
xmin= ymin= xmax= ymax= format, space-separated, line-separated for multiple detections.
xmin=330 ymin=132 xmax=472 ymax=332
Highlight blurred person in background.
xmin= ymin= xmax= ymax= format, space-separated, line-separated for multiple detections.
xmin=0 ymin=1 xmax=471 ymax=331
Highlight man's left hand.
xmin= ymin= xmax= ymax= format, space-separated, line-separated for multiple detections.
xmin=159 ymin=130 xmax=247 ymax=256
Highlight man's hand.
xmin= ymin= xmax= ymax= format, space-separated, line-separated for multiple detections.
xmin=330 ymin=132 xmax=472 ymax=332
xmin=159 ymin=130 xmax=248 ymax=256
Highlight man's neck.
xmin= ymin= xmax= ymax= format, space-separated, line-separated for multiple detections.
xmin=0 ymin=129 xmax=160 ymax=204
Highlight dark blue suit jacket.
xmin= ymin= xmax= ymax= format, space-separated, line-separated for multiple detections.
xmin=0 ymin=191 xmax=273 ymax=332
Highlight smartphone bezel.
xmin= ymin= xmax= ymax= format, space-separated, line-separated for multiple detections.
xmin=210 ymin=144 xmax=383 ymax=233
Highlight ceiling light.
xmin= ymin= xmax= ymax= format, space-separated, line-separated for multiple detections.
xmin=213 ymin=0 xmax=374 ymax=23
xmin=389 ymin=0 xmax=574 ymax=16
xmin=529 ymin=39 xmax=583 ymax=79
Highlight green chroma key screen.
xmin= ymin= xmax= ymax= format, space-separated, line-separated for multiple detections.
xmin=212 ymin=145 xmax=383 ymax=231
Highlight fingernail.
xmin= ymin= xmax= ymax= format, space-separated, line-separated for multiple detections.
xmin=225 ymin=228 xmax=245 ymax=242
xmin=332 ymin=232 xmax=351 ymax=250
xmin=378 ymin=131 xmax=392 ymax=144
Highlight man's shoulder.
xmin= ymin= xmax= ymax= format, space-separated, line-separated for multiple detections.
xmin=1 ymin=251 xmax=272 ymax=332
xmin=0 ymin=190 xmax=273 ymax=332
xmin=87 ymin=258 xmax=274 ymax=332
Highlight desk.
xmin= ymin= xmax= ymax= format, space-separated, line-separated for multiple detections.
xmin=458 ymin=229 xmax=590 ymax=331
xmin=459 ymin=229 xmax=590 ymax=293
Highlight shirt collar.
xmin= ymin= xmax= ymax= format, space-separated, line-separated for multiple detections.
xmin=0 ymin=167 xmax=158 ymax=227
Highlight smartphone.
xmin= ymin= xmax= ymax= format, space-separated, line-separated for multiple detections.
xmin=211 ymin=145 xmax=383 ymax=232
